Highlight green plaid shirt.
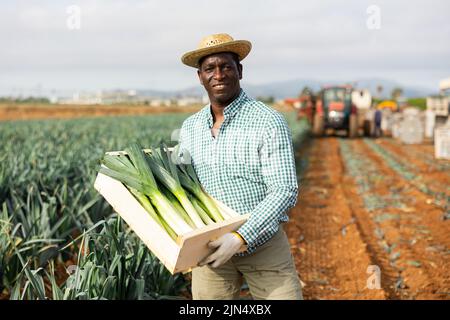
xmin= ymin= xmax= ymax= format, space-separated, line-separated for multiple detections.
xmin=178 ymin=89 xmax=298 ymax=255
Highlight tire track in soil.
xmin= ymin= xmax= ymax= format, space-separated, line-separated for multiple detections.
xmin=287 ymin=137 xmax=387 ymax=299
xmin=337 ymin=140 xmax=401 ymax=300
xmin=351 ymin=139 xmax=450 ymax=299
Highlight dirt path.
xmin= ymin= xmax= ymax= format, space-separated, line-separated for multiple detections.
xmin=362 ymin=138 xmax=449 ymax=215
xmin=287 ymin=136 xmax=450 ymax=300
xmin=373 ymin=138 xmax=450 ymax=216
xmin=0 ymin=104 xmax=202 ymax=121
xmin=378 ymin=138 xmax=450 ymax=184
xmin=287 ymin=137 xmax=387 ymax=299
xmin=349 ymin=139 xmax=449 ymax=299
xmin=385 ymin=139 xmax=450 ymax=173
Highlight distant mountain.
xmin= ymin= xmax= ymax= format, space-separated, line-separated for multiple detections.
xmin=138 ymin=78 xmax=434 ymax=100
xmin=0 ymin=78 xmax=435 ymax=101
xmin=241 ymin=78 xmax=434 ymax=99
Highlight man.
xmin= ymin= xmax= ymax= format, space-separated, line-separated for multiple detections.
xmin=374 ymin=108 xmax=382 ymax=138
xmin=179 ymin=33 xmax=303 ymax=300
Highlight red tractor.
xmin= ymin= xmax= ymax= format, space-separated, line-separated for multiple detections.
xmin=312 ymin=85 xmax=359 ymax=138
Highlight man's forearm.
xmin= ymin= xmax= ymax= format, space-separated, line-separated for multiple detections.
xmin=237 ymin=185 xmax=298 ymax=250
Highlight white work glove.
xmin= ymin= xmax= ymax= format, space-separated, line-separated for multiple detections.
xmin=198 ymin=232 xmax=246 ymax=268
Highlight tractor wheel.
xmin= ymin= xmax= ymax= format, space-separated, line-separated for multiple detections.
xmin=348 ymin=114 xmax=358 ymax=138
xmin=312 ymin=113 xmax=324 ymax=137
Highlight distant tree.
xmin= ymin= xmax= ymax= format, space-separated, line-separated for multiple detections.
xmin=376 ymin=85 xmax=383 ymax=99
xmin=299 ymin=86 xmax=314 ymax=97
xmin=407 ymin=98 xmax=426 ymax=110
xmin=257 ymin=96 xmax=275 ymax=104
xmin=0 ymin=97 xmax=51 ymax=104
xmin=372 ymin=97 xmax=383 ymax=105
xmin=391 ymin=87 xmax=403 ymax=101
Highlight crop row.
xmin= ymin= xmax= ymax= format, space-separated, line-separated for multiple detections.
xmin=363 ymin=139 xmax=449 ymax=217
xmin=0 ymin=112 xmax=309 ymax=300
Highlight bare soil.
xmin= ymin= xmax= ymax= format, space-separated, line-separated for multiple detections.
xmin=0 ymin=104 xmax=202 ymax=121
xmin=287 ymin=137 xmax=450 ymax=300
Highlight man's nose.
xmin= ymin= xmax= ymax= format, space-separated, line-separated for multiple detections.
xmin=212 ymin=67 xmax=225 ymax=80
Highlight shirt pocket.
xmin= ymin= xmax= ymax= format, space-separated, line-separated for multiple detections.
xmin=224 ymin=162 xmax=261 ymax=184
xmin=222 ymin=163 xmax=266 ymax=214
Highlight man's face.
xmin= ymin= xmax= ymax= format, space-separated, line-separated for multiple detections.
xmin=197 ymin=52 xmax=242 ymax=106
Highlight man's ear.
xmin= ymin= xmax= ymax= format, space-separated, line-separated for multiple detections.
xmin=238 ymin=63 xmax=243 ymax=80
xmin=197 ymin=69 xmax=204 ymax=85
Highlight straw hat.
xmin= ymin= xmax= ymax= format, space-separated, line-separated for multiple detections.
xmin=181 ymin=33 xmax=252 ymax=68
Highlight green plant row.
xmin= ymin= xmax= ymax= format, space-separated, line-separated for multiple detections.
xmin=1 ymin=111 xmax=309 ymax=300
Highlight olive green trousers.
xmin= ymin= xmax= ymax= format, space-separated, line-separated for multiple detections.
xmin=192 ymin=225 xmax=303 ymax=300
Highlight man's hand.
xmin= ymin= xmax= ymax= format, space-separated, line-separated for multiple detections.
xmin=198 ymin=232 xmax=246 ymax=268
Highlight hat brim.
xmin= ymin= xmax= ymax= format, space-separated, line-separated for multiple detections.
xmin=181 ymin=40 xmax=252 ymax=68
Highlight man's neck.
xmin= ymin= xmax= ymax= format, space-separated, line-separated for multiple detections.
xmin=210 ymin=104 xmax=225 ymax=124
xmin=209 ymin=89 xmax=241 ymax=124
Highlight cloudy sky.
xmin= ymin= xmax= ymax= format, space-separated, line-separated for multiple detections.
xmin=1 ymin=0 xmax=449 ymax=95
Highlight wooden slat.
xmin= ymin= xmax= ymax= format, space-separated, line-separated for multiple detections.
xmin=174 ymin=214 xmax=250 ymax=273
xmin=212 ymin=197 xmax=245 ymax=218
xmin=95 ymin=148 xmax=251 ymax=274
xmin=94 ymin=171 xmax=180 ymax=272
xmin=105 ymin=148 xmax=153 ymax=156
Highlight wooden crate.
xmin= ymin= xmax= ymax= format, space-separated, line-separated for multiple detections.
xmin=94 ymin=167 xmax=249 ymax=274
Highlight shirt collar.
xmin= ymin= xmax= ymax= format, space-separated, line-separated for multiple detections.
xmin=206 ymin=89 xmax=247 ymax=128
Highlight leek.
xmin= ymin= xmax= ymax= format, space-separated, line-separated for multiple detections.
xmin=99 ymin=142 xmax=231 ymax=241
xmin=145 ymin=147 xmax=206 ymax=228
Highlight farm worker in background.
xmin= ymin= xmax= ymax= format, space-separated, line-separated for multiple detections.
xmin=364 ymin=105 xmax=375 ymax=137
xmin=374 ymin=108 xmax=383 ymax=138
xmin=178 ymin=33 xmax=303 ymax=300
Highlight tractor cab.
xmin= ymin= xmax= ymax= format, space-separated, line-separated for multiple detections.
xmin=321 ymin=86 xmax=354 ymax=129
xmin=312 ymin=85 xmax=358 ymax=137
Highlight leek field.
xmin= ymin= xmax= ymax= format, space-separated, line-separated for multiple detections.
xmin=0 ymin=112 xmax=309 ymax=300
